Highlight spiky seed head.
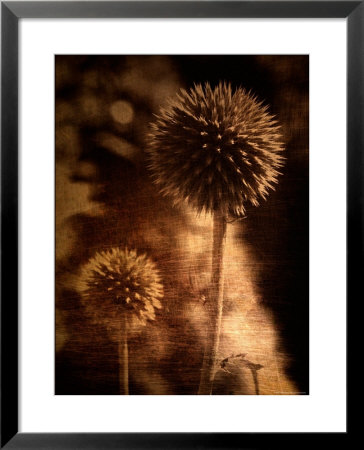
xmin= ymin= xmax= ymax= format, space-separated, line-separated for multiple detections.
xmin=76 ymin=248 xmax=163 ymax=334
xmin=147 ymin=82 xmax=285 ymax=217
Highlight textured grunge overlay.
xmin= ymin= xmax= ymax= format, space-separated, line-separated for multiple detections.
xmin=56 ymin=56 xmax=309 ymax=395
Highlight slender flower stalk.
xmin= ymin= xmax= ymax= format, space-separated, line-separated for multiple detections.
xmin=77 ymin=247 xmax=163 ymax=394
xmin=148 ymin=82 xmax=284 ymax=394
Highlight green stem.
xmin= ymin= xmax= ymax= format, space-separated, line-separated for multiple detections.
xmin=198 ymin=211 xmax=227 ymax=395
xmin=118 ymin=315 xmax=129 ymax=395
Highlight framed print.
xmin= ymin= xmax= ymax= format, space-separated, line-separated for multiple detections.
xmin=1 ymin=1 xmax=357 ymax=448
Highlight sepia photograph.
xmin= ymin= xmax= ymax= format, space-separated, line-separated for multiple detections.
xmin=55 ymin=55 xmax=309 ymax=395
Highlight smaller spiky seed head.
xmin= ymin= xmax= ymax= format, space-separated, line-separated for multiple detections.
xmin=76 ymin=247 xmax=163 ymax=334
xmin=147 ymin=82 xmax=285 ymax=217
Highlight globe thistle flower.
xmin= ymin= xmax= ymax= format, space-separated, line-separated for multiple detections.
xmin=77 ymin=247 xmax=163 ymax=394
xmin=147 ymin=82 xmax=284 ymax=217
xmin=78 ymin=247 xmax=163 ymax=331
xmin=148 ymin=81 xmax=285 ymax=395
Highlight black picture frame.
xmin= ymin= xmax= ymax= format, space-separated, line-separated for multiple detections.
xmin=1 ymin=1 xmax=357 ymax=448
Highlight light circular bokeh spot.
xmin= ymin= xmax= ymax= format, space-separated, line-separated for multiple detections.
xmin=110 ymin=100 xmax=134 ymax=125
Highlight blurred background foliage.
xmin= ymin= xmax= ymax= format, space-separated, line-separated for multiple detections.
xmin=56 ymin=55 xmax=308 ymax=395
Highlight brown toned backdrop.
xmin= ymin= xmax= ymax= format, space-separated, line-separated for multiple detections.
xmin=56 ymin=55 xmax=308 ymax=395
